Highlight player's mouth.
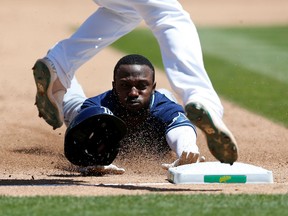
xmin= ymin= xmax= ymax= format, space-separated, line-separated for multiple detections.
xmin=126 ymin=99 xmax=142 ymax=109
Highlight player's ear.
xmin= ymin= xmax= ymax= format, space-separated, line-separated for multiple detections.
xmin=152 ymin=82 xmax=156 ymax=92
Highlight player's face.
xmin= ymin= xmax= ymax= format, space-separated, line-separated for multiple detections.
xmin=113 ymin=64 xmax=156 ymax=112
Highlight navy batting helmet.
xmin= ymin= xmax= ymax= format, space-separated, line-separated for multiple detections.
xmin=64 ymin=106 xmax=127 ymax=166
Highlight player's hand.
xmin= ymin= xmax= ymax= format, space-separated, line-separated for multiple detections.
xmin=79 ymin=164 xmax=125 ymax=176
xmin=161 ymin=151 xmax=205 ymax=170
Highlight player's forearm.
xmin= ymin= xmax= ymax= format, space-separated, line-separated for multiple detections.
xmin=165 ymin=125 xmax=199 ymax=158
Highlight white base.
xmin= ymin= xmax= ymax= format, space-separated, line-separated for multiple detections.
xmin=168 ymin=162 xmax=273 ymax=184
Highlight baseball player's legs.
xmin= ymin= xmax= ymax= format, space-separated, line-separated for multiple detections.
xmin=131 ymin=0 xmax=222 ymax=114
xmin=63 ymin=77 xmax=87 ymax=127
xmin=92 ymin=0 xmax=224 ymax=118
xmin=46 ymin=6 xmax=142 ymax=89
xmin=35 ymin=6 xmax=141 ymax=128
xmin=130 ymin=0 xmax=238 ymax=163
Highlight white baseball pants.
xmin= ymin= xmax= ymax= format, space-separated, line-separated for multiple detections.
xmin=47 ymin=0 xmax=224 ymax=118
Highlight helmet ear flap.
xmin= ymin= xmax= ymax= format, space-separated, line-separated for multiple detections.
xmin=64 ymin=107 xmax=127 ymax=166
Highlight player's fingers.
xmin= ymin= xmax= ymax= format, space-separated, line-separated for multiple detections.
xmin=178 ymin=151 xmax=199 ymax=166
xmin=104 ymin=164 xmax=125 ymax=175
xmin=186 ymin=152 xmax=199 ymax=164
xmin=162 ymin=152 xmax=203 ymax=170
xmin=178 ymin=151 xmax=188 ymax=165
xmin=161 ymin=163 xmax=172 ymax=170
xmin=199 ymin=156 xmax=206 ymax=162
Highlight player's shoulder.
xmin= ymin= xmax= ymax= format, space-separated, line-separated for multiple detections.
xmin=83 ymin=90 xmax=114 ymax=107
xmin=153 ymin=90 xmax=170 ymax=101
xmin=88 ymin=90 xmax=113 ymax=100
xmin=151 ymin=91 xmax=184 ymax=113
xmin=152 ymin=91 xmax=179 ymax=106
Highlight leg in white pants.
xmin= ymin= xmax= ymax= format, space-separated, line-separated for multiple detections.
xmin=63 ymin=77 xmax=87 ymax=127
xmin=46 ymin=0 xmax=223 ymax=118
xmin=47 ymin=6 xmax=142 ymax=89
xmin=131 ymin=1 xmax=223 ymax=116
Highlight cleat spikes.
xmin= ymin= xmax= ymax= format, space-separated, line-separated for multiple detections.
xmin=224 ymin=136 xmax=231 ymax=142
xmin=185 ymin=102 xmax=238 ymax=164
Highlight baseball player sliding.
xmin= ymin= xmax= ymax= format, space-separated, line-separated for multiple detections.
xmin=32 ymin=0 xmax=238 ymax=172
xmin=64 ymin=54 xmax=201 ymax=175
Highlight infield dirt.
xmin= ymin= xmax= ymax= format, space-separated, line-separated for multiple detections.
xmin=0 ymin=0 xmax=287 ymax=196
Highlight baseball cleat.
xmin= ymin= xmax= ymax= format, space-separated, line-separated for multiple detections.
xmin=79 ymin=164 xmax=125 ymax=176
xmin=32 ymin=58 xmax=66 ymax=129
xmin=185 ymin=102 xmax=238 ymax=165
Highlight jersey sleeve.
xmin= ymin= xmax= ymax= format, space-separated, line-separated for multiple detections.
xmin=81 ymin=96 xmax=101 ymax=109
xmin=81 ymin=90 xmax=113 ymax=110
xmin=151 ymin=91 xmax=196 ymax=134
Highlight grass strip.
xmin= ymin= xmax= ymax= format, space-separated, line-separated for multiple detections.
xmin=1 ymin=194 xmax=288 ymax=216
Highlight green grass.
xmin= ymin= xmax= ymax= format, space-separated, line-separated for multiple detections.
xmin=111 ymin=28 xmax=163 ymax=69
xmin=110 ymin=26 xmax=288 ymax=127
xmin=1 ymin=194 xmax=288 ymax=215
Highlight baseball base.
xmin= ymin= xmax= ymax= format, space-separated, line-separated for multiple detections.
xmin=168 ymin=162 xmax=273 ymax=184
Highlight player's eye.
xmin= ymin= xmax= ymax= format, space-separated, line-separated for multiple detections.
xmin=120 ymin=83 xmax=130 ymax=88
xmin=137 ymin=83 xmax=148 ymax=90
